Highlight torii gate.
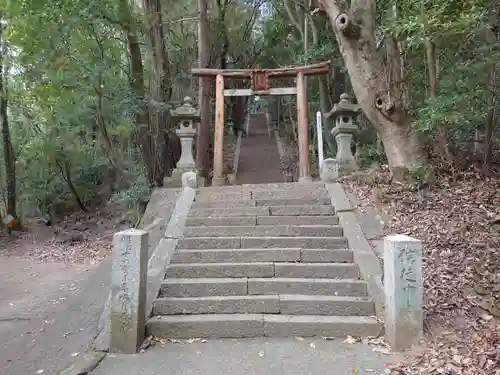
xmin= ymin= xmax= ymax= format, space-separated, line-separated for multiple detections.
xmin=191 ymin=61 xmax=331 ymax=186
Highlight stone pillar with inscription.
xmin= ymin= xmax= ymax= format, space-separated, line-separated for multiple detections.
xmin=320 ymin=158 xmax=338 ymax=182
xmin=164 ymin=97 xmax=205 ymax=187
xmin=110 ymin=229 xmax=148 ymax=354
xmin=322 ymin=93 xmax=361 ymax=181
xmin=384 ymin=234 xmax=423 ymax=351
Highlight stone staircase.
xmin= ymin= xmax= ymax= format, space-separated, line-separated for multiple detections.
xmin=237 ymin=113 xmax=282 ymax=185
xmin=146 ymin=182 xmax=381 ymax=338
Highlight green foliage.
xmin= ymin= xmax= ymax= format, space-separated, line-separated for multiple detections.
xmin=358 ymin=145 xmax=387 ymax=168
xmin=110 ymin=166 xmax=150 ymax=225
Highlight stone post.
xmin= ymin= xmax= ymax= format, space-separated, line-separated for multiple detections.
xmin=182 ymin=171 xmax=198 ymax=189
xmin=322 ymin=93 xmax=361 ymax=181
xmin=110 ymin=229 xmax=148 ymax=354
xmin=164 ymin=97 xmax=204 ymax=187
xmin=384 ymin=234 xmax=423 ymax=351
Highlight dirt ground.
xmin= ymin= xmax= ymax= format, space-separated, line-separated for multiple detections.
xmin=0 ymin=207 xmax=128 ymax=375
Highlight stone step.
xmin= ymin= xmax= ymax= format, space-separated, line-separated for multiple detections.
xmin=152 ymin=295 xmax=375 ymax=316
xmin=185 ymin=215 xmax=341 ymax=227
xmin=177 ymin=236 xmax=347 ymax=249
xmin=269 ymin=205 xmax=335 ymax=216
xmin=196 ymin=183 xmax=323 ymax=193
xmin=146 ymin=314 xmax=381 ymax=339
xmin=165 ymin=262 xmax=275 ymax=278
xmin=165 ymin=262 xmax=358 ymax=279
xmin=241 ymin=236 xmax=347 ymax=249
xmin=172 ymin=248 xmax=302 ymax=263
xmin=161 ymin=278 xmax=248 ymax=297
xmin=248 ymin=278 xmax=367 ymax=296
xmin=279 ymin=295 xmax=375 ymax=316
xmin=301 ymin=249 xmax=354 ymax=263
xmin=188 ymin=207 xmax=270 ymax=217
xmin=152 ymin=295 xmax=280 ymax=315
xmin=274 ymin=263 xmax=360 ymax=279
xmin=171 ymin=248 xmax=354 ymax=264
xmin=183 ymin=225 xmax=343 ymax=238
xmin=196 ymin=192 xmax=251 ymax=201
xmin=241 ymin=182 xmax=325 ymax=190
xmin=188 ymin=205 xmax=335 ymax=218
xmin=160 ymin=278 xmax=367 ymax=298
xmin=256 ymin=216 xmax=339 ymax=226
xmin=186 ymin=216 xmax=257 ymax=227
xmin=252 ymin=190 xmax=328 ymax=200
xmin=192 ymin=200 xmax=255 ymax=209
xmin=256 ymin=197 xmax=331 ymax=206
xmin=191 ymin=197 xmax=332 ymax=208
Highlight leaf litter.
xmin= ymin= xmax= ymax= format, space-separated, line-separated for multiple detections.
xmin=343 ymin=165 xmax=500 ymax=375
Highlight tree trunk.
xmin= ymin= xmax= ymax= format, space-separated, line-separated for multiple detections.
xmin=310 ymin=15 xmax=334 ymax=152
xmin=143 ymin=0 xmax=172 ymax=186
xmin=482 ymin=23 xmax=499 ymax=167
xmin=56 ymin=158 xmax=87 ymax=212
xmin=425 ymin=37 xmax=452 ymax=161
xmin=0 ymin=20 xmax=17 ymax=224
xmin=118 ymin=0 xmax=156 ymax=186
xmin=196 ymin=0 xmax=210 ymax=178
xmin=216 ymin=0 xmax=230 ymax=69
xmin=315 ymin=0 xmax=427 ymax=177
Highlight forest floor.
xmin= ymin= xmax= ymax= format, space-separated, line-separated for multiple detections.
xmin=343 ymin=160 xmax=500 ymax=375
xmin=0 ymin=206 xmax=129 ymax=375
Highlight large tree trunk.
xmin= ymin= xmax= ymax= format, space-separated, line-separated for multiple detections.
xmin=315 ymin=0 xmax=427 ymax=177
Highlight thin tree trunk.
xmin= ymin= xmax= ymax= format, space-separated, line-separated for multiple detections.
xmin=143 ymin=0 xmax=172 ymax=186
xmin=483 ymin=23 xmax=499 ymax=167
xmin=0 ymin=19 xmax=17 ymax=224
xmin=309 ymin=15 xmax=334 ymax=152
xmin=118 ymin=0 xmax=156 ymax=186
xmin=216 ymin=0 xmax=230 ymax=69
xmin=196 ymin=0 xmax=210 ymax=178
xmin=56 ymin=158 xmax=87 ymax=212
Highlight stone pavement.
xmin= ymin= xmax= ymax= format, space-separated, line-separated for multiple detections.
xmin=91 ymin=337 xmax=401 ymax=375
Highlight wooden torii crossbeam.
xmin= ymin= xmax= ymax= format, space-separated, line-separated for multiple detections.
xmin=192 ymin=61 xmax=331 ymax=185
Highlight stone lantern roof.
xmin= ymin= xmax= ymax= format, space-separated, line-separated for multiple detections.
xmin=325 ymin=93 xmax=361 ymax=121
xmin=170 ymin=97 xmax=201 ymax=123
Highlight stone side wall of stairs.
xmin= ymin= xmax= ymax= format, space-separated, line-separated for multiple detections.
xmin=146 ymin=183 xmax=381 ymax=339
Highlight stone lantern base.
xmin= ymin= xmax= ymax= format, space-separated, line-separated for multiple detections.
xmin=211 ymin=176 xmax=226 ymax=187
xmin=164 ymin=168 xmax=205 ymax=188
xmin=320 ymin=157 xmax=357 ymax=182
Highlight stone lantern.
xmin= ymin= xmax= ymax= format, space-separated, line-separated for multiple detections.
xmin=164 ymin=97 xmax=204 ymax=187
xmin=321 ymin=93 xmax=361 ymax=181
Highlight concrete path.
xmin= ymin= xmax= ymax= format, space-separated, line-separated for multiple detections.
xmin=237 ymin=114 xmax=282 ymax=185
xmin=91 ymin=338 xmax=399 ymax=375
xmin=0 ymin=257 xmax=110 ymax=375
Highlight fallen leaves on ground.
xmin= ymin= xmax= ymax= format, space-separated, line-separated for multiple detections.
xmin=0 ymin=205 xmax=130 ymax=264
xmin=152 ymin=337 xmax=208 ymax=347
xmin=343 ymin=165 xmax=500 ymax=375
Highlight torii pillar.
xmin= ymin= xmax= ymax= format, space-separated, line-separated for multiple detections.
xmin=212 ymin=74 xmax=226 ymax=187
xmin=296 ymin=71 xmax=311 ymax=182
